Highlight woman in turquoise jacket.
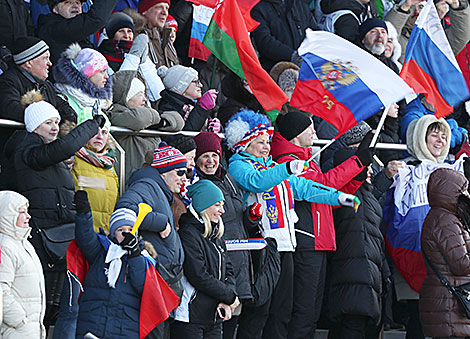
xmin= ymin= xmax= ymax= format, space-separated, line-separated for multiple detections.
xmin=225 ymin=109 xmax=360 ymax=339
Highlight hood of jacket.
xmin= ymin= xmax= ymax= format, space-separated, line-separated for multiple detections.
xmin=53 ymin=48 xmax=113 ymax=101
xmin=128 ymin=166 xmax=174 ymax=204
xmin=0 ymin=191 xmax=31 ymax=241
xmin=111 ymin=70 xmax=138 ymax=106
xmin=270 ymin=131 xmax=311 ymax=161
xmin=427 ymin=168 xmax=468 ymax=214
xmin=321 ymin=0 xmax=367 ymax=15
xmin=406 ymin=114 xmax=451 ymax=163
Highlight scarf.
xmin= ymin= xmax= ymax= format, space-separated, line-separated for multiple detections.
xmin=98 ymin=39 xmax=133 ymax=72
xmin=76 ymin=145 xmax=115 ymax=169
xmin=105 ymin=242 xmax=127 ymax=288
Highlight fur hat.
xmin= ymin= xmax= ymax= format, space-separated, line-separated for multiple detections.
xmin=187 ymin=179 xmax=224 ymax=213
xmin=276 ymin=110 xmax=312 ymax=141
xmin=152 ymin=142 xmax=187 ymax=173
xmin=166 ymin=15 xmax=178 ymax=31
xmin=22 ymin=90 xmax=61 ymax=133
xmin=358 ymin=18 xmax=388 ymax=42
xmin=138 ymin=0 xmax=171 ymax=14
xmin=106 ymin=12 xmax=135 ymax=40
xmin=65 ymin=43 xmax=108 ymax=78
xmin=225 ymin=109 xmax=274 ymax=153
xmin=157 ymin=65 xmax=198 ymax=95
xmin=339 ymin=121 xmax=372 ymax=146
xmin=270 ymin=61 xmax=300 ymax=94
xmin=194 ymin=132 xmax=222 ymax=160
xmin=11 ymin=36 xmax=49 ymax=65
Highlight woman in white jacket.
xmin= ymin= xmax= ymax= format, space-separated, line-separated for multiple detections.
xmin=0 ymin=191 xmax=46 ymax=339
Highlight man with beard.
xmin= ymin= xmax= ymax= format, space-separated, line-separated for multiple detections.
xmin=385 ymin=0 xmax=470 ymax=62
xmin=357 ymin=18 xmax=399 ymax=73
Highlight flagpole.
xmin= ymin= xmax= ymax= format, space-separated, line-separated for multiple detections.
xmin=308 ymin=138 xmax=335 ymax=163
xmin=370 ymin=104 xmax=391 ymax=148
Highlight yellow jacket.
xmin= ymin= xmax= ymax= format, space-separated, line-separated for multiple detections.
xmin=72 ymin=157 xmax=119 ymax=233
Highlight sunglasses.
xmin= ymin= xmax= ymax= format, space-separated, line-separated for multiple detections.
xmin=191 ymin=79 xmax=202 ymax=86
xmin=176 ymin=169 xmax=187 ymax=177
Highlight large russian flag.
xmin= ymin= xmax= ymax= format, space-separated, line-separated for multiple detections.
xmin=187 ymin=2 xmax=215 ymax=62
xmin=400 ymin=0 xmax=469 ymax=118
xmin=384 ymin=158 xmax=465 ymax=292
xmin=290 ymin=30 xmax=415 ymax=138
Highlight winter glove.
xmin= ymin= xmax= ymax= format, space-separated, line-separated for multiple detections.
xmin=129 ymin=34 xmax=149 ymax=63
xmin=207 ymin=118 xmax=221 ymax=133
xmin=355 ymin=131 xmax=374 ymax=167
xmin=93 ymin=114 xmax=106 ymax=129
xmin=287 ymin=160 xmax=308 ymax=175
xmin=74 ymin=190 xmax=91 ymax=214
xmin=290 ymin=50 xmax=303 ymax=66
xmin=354 ymin=168 xmax=368 ymax=181
xmin=199 ymin=89 xmax=218 ymax=110
xmin=249 ymin=202 xmax=263 ymax=221
xmin=120 ymin=232 xmax=141 ymax=258
xmin=338 ymin=193 xmax=361 ymax=212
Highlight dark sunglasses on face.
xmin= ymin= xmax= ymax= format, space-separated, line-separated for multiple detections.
xmin=176 ymin=169 xmax=187 ymax=177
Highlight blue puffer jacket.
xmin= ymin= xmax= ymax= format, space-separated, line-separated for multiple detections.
xmin=75 ymin=212 xmax=146 ymax=338
xmin=115 ymin=166 xmax=184 ymax=267
xmin=400 ymin=98 xmax=467 ymax=149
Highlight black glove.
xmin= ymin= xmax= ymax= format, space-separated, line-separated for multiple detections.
xmin=355 ymin=131 xmax=374 ymax=167
xmin=120 ymin=232 xmax=141 ymax=258
xmin=74 ymin=190 xmax=91 ymax=214
xmin=354 ymin=167 xmax=368 ymax=181
xmin=93 ymin=114 xmax=106 ymax=129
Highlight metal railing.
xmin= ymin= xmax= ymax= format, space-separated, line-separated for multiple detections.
xmin=0 ymin=118 xmax=408 ymax=192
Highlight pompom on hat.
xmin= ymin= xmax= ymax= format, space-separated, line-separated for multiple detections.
xmin=64 ymin=43 xmax=108 ymax=78
xmin=151 ymin=142 xmax=187 ymax=174
xmin=225 ymin=109 xmax=274 ymax=153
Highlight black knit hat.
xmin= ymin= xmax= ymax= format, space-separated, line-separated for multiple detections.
xmin=358 ymin=18 xmax=388 ymax=42
xmin=10 ymin=36 xmax=49 ymax=65
xmin=276 ymin=110 xmax=312 ymax=141
xmin=106 ymin=12 xmax=135 ymax=40
xmin=162 ymin=134 xmax=196 ymax=155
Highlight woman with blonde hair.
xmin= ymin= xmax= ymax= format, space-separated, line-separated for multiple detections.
xmin=173 ymin=179 xmax=239 ymax=338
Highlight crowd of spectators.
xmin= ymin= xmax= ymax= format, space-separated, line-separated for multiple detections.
xmin=0 ymin=0 xmax=470 ymax=338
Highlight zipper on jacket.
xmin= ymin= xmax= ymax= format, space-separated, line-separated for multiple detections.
xmin=211 ymin=241 xmax=223 ymax=280
xmin=316 ymin=211 xmax=320 ymax=237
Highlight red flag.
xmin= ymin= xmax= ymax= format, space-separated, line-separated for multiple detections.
xmin=140 ymin=263 xmax=180 ymax=338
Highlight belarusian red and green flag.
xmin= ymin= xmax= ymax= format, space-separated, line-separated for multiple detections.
xmin=202 ymin=0 xmax=289 ymax=121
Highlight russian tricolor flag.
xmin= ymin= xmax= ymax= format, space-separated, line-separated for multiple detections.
xmin=188 ymin=2 xmax=215 ymax=62
xmin=290 ymin=30 xmax=414 ymax=138
xmin=400 ymin=0 xmax=469 ymax=118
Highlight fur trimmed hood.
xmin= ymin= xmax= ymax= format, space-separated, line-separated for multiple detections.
xmin=53 ymin=45 xmax=113 ymax=101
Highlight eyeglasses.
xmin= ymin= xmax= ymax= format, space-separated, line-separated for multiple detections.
xmin=191 ymin=79 xmax=202 ymax=86
xmin=176 ymin=169 xmax=187 ymax=177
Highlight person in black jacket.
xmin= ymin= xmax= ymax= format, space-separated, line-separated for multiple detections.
xmin=37 ymin=0 xmax=119 ymax=65
xmin=157 ymin=64 xmax=220 ymax=132
xmin=194 ymin=132 xmax=263 ymax=339
xmin=250 ymin=0 xmax=318 ymax=70
xmin=327 ymin=149 xmax=391 ymax=339
xmin=0 ymin=0 xmax=34 ymax=49
xmin=173 ymin=179 xmax=239 ymax=339
xmin=0 ymin=37 xmax=77 ymax=171
xmin=0 ymin=90 xmax=104 ymax=330
xmin=356 ymin=18 xmax=400 ymax=74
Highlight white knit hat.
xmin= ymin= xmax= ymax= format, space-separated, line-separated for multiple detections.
xmin=24 ymin=101 xmax=61 ymax=132
xmin=126 ymin=78 xmax=146 ymax=102
xmin=157 ymin=65 xmax=198 ymax=95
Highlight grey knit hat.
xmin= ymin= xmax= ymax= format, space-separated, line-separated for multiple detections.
xmin=339 ymin=121 xmax=372 ymax=146
xmin=157 ymin=65 xmax=198 ymax=95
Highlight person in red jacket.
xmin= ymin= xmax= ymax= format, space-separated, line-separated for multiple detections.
xmin=270 ymin=110 xmax=374 ymax=338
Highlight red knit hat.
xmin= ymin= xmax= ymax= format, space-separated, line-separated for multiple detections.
xmin=151 ymin=142 xmax=187 ymax=174
xmin=138 ymin=0 xmax=171 ymax=14
xmin=166 ymin=15 xmax=178 ymax=31
xmin=194 ymin=132 xmax=222 ymax=160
